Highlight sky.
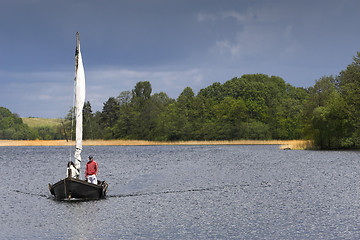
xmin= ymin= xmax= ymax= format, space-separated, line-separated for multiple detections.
xmin=1 ymin=0 xmax=360 ymax=118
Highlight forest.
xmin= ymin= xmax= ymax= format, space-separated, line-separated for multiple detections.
xmin=2 ymin=52 xmax=360 ymax=150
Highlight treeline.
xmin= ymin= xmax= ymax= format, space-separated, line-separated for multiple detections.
xmin=0 ymin=107 xmax=65 ymax=140
xmin=0 ymin=107 xmax=37 ymax=139
xmin=78 ymin=75 xmax=308 ymax=142
xmin=303 ymin=52 xmax=360 ymax=149
xmin=3 ymin=52 xmax=360 ymax=149
xmin=78 ymin=52 xmax=360 ymax=149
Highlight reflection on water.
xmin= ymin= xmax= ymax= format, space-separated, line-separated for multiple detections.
xmin=1 ymin=145 xmax=360 ymax=239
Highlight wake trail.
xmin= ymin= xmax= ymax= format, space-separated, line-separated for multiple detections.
xmin=12 ymin=189 xmax=50 ymax=198
xmin=108 ymin=184 xmax=248 ymax=198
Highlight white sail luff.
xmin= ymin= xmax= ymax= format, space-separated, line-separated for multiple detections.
xmin=74 ymin=32 xmax=85 ymax=171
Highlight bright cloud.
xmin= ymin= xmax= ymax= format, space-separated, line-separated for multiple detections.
xmin=198 ymin=5 xmax=299 ymax=61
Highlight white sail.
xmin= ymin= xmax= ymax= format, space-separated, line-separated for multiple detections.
xmin=74 ymin=32 xmax=85 ymax=172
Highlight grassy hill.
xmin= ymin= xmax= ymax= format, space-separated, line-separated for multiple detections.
xmin=22 ymin=117 xmax=63 ymax=128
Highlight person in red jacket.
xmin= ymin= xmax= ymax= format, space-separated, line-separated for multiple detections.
xmin=85 ymin=155 xmax=98 ymax=184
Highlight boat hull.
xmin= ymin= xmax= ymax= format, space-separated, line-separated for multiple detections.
xmin=49 ymin=177 xmax=108 ymax=200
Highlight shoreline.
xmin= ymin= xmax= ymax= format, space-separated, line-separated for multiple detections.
xmin=0 ymin=139 xmax=312 ymax=149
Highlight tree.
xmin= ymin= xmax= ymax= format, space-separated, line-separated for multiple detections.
xmin=101 ymin=97 xmax=120 ymax=138
xmin=130 ymin=81 xmax=153 ymax=139
xmin=304 ymin=76 xmax=337 ymax=115
xmin=113 ymin=91 xmax=134 ymax=139
xmin=336 ymin=52 xmax=360 ymax=147
xmin=198 ymin=82 xmax=224 ymax=101
xmin=176 ymin=87 xmax=196 ymax=140
xmin=150 ymin=92 xmax=174 ymax=140
xmin=212 ymin=97 xmax=247 ymax=139
xmin=117 ymin=91 xmax=132 ymax=106
xmin=132 ymin=81 xmax=152 ymax=105
xmin=83 ymin=101 xmax=94 ymax=139
xmin=311 ymin=93 xmax=348 ymax=149
xmin=0 ymin=107 xmax=38 ymax=140
xmin=303 ymin=76 xmax=338 ymax=145
xmin=271 ymin=85 xmax=308 ymax=139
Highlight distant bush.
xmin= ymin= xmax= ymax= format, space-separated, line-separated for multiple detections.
xmin=0 ymin=107 xmax=38 ymax=140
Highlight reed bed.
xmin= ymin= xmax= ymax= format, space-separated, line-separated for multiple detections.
xmin=0 ymin=139 xmax=312 ymax=149
xmin=279 ymin=140 xmax=314 ymax=150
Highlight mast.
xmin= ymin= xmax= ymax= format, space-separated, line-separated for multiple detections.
xmin=74 ymin=32 xmax=86 ymax=174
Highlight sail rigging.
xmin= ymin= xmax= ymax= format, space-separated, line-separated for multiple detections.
xmin=48 ymin=32 xmax=108 ymax=200
xmin=74 ymin=32 xmax=86 ymax=172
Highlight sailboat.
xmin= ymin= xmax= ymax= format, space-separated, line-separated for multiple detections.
xmin=48 ymin=32 xmax=108 ymax=200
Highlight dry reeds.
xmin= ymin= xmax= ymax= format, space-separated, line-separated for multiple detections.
xmin=279 ymin=140 xmax=314 ymax=150
xmin=0 ymin=139 xmax=313 ymax=149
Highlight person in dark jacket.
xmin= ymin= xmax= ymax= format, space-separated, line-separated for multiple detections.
xmin=85 ymin=155 xmax=98 ymax=184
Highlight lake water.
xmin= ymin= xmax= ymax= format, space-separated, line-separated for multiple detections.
xmin=1 ymin=145 xmax=360 ymax=239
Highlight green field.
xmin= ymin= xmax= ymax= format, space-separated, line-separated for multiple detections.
xmin=22 ymin=117 xmax=63 ymax=128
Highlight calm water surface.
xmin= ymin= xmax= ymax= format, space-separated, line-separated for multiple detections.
xmin=1 ymin=145 xmax=360 ymax=239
